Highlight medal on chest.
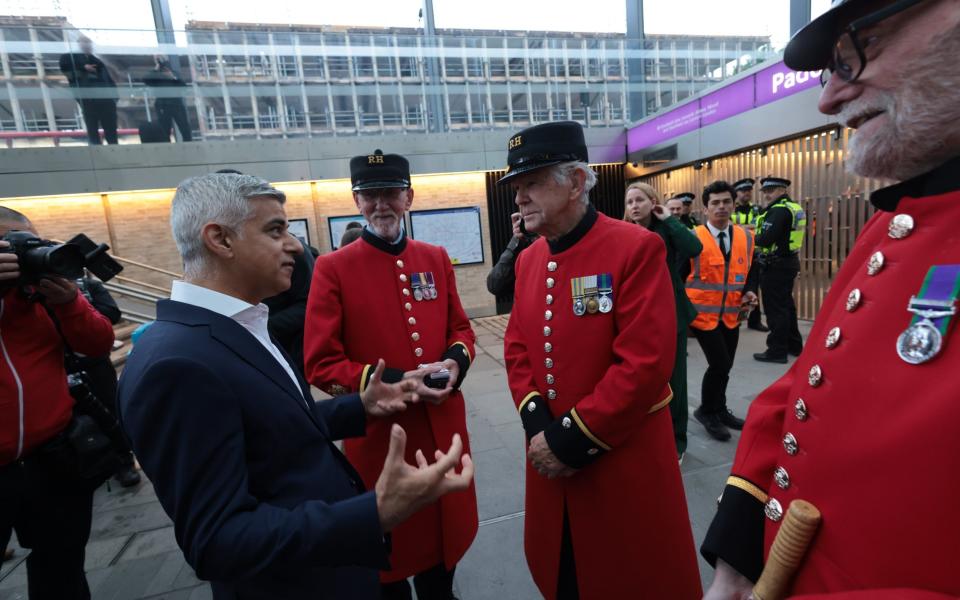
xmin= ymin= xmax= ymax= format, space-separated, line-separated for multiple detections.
xmin=569 ymin=273 xmax=614 ymax=316
xmin=896 ymin=265 xmax=960 ymax=365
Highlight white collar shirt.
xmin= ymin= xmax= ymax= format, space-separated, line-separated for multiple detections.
xmin=170 ymin=280 xmax=307 ymax=405
xmin=705 ymin=221 xmax=734 ymax=251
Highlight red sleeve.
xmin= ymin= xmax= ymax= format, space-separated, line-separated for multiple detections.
xmin=563 ymin=233 xmax=676 ymax=448
xmin=439 ymin=248 xmax=475 ymax=385
xmin=504 ymin=249 xmax=552 ymax=439
xmin=51 ymin=292 xmax=114 ymax=356
xmin=303 ymin=254 xmax=368 ymax=395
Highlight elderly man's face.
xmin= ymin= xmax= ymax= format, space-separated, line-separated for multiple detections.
xmin=354 ymin=187 xmax=413 ymax=240
xmin=818 ymin=0 xmax=960 ymax=181
xmin=511 ymin=167 xmax=584 ymax=239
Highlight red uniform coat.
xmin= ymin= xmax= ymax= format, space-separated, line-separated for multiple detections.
xmin=701 ymin=157 xmax=960 ymax=598
xmin=304 ymin=230 xmax=478 ymax=582
xmin=504 ymin=209 xmax=701 ymax=600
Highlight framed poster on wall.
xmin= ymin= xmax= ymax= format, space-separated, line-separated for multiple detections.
xmin=409 ymin=207 xmax=485 ymax=266
xmin=288 ymin=218 xmax=311 ymax=247
xmin=327 ymin=215 xmax=365 ymax=250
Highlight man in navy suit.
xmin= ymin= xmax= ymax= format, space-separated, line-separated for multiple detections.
xmin=118 ymin=173 xmax=474 ymax=600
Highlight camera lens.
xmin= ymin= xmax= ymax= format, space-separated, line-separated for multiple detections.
xmin=22 ymin=243 xmax=85 ymax=280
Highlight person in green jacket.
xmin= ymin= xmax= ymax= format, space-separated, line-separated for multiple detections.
xmin=624 ymin=182 xmax=703 ymax=462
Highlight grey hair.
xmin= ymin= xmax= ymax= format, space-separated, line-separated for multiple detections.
xmin=170 ymin=173 xmax=285 ymax=278
xmin=550 ymin=161 xmax=597 ymax=204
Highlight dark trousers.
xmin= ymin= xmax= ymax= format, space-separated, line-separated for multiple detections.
xmin=693 ymin=323 xmax=740 ymax=415
xmin=0 ymin=460 xmax=94 ymax=600
xmin=79 ymin=98 xmax=118 ymax=145
xmin=156 ymin=99 xmax=193 ymax=142
xmin=667 ymin=328 xmax=689 ymax=456
xmin=380 ymin=563 xmax=457 ymax=600
xmin=761 ymin=267 xmax=803 ymax=357
xmin=556 ymin=509 xmax=579 ymax=600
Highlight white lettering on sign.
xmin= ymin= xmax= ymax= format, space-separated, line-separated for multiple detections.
xmin=772 ymin=70 xmax=822 ymax=95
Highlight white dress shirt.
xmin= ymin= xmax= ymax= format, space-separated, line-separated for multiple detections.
xmin=170 ymin=280 xmax=306 ymax=404
xmin=705 ymin=221 xmax=734 ymax=254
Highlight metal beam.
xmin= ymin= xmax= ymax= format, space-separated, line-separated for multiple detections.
xmin=790 ymin=0 xmax=812 ymax=36
xmin=625 ymin=0 xmax=645 ymax=122
xmin=421 ymin=0 xmax=446 ymax=133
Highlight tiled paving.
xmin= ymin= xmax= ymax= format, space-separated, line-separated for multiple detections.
xmin=1 ymin=316 xmax=808 ymax=599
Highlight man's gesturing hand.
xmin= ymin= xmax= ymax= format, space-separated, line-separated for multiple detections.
xmin=375 ymin=425 xmax=474 ymax=532
xmin=361 ymin=359 xmax=419 ymax=418
xmin=402 ymin=363 xmax=454 ymax=406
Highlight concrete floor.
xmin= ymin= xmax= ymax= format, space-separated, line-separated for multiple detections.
xmin=0 ymin=317 xmax=810 ymax=600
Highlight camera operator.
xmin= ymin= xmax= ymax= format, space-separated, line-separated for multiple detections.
xmin=73 ymin=275 xmax=141 ymax=487
xmin=0 ymin=207 xmax=115 ymax=600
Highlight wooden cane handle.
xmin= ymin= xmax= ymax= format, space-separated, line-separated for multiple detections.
xmin=752 ymin=499 xmax=822 ymax=600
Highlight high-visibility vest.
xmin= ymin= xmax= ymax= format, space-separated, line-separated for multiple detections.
xmin=685 ymin=224 xmax=754 ymax=330
xmin=756 ymin=196 xmax=806 ymax=254
xmin=731 ymin=206 xmax=758 ymax=226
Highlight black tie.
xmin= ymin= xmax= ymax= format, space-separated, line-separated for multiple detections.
xmin=718 ymin=231 xmax=729 ymax=261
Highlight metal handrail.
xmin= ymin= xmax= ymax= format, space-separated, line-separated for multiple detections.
xmin=113 ymin=256 xmax=183 ymax=279
xmin=114 ymin=275 xmax=172 ymax=295
xmin=118 ymin=309 xmax=153 ymax=325
xmin=104 ymin=283 xmax=165 ymax=304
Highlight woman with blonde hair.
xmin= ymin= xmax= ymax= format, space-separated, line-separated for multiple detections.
xmin=624 ymin=181 xmax=702 ymax=462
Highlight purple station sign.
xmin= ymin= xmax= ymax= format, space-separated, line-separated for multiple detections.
xmin=627 ymin=60 xmax=822 ymax=153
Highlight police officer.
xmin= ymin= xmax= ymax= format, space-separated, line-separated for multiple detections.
xmin=752 ymin=177 xmax=805 ymax=363
xmin=731 ymin=178 xmax=768 ymax=332
xmin=674 ymin=192 xmax=699 ymax=229
xmin=731 ymin=178 xmax=759 ymax=228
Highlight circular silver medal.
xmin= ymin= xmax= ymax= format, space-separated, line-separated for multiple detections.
xmin=414 ymin=288 xmax=424 ymax=302
xmin=573 ymin=299 xmax=586 ymax=316
xmin=598 ymin=295 xmax=613 ymax=313
xmin=896 ymin=319 xmax=943 ymax=364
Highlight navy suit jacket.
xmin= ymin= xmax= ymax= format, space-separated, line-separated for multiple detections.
xmin=118 ymin=299 xmax=389 ymax=599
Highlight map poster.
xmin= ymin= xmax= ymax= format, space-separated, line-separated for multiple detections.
xmin=409 ymin=206 xmax=485 ymax=266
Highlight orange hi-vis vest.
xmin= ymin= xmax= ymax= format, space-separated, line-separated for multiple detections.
xmin=686 ymin=224 xmax=754 ymax=330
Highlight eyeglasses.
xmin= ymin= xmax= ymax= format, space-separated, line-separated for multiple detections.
xmin=357 ymin=187 xmax=407 ymax=202
xmin=819 ymin=0 xmax=928 ymax=87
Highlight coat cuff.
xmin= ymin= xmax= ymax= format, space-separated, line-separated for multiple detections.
xmin=441 ymin=342 xmax=472 ymax=389
xmin=359 ymin=364 xmax=405 ymax=393
xmin=517 ymin=392 xmax=553 ymax=441
xmin=542 ymin=408 xmax=611 ymax=469
xmin=700 ymin=476 xmax=768 ymax=583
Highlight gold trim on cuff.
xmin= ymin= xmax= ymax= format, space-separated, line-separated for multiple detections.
xmin=648 ymin=384 xmax=674 ymax=413
xmin=451 ymin=341 xmax=473 ymax=363
xmin=570 ymin=408 xmax=612 ymax=451
xmin=517 ymin=391 xmax=541 ymax=414
xmin=725 ymin=476 xmax=769 ymax=504
xmin=359 ymin=364 xmax=372 ymax=393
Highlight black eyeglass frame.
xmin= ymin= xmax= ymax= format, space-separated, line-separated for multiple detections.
xmin=819 ymin=0 xmax=929 ymax=87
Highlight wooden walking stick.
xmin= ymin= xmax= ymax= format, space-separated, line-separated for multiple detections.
xmin=752 ymin=499 xmax=822 ymax=600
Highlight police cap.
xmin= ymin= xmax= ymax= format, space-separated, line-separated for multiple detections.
xmin=498 ymin=121 xmax=589 ymax=185
xmin=733 ymin=178 xmax=756 ymax=192
xmin=760 ymin=177 xmax=792 ymax=190
xmin=350 ymin=149 xmax=411 ymax=192
xmin=673 ymin=192 xmax=696 ymax=204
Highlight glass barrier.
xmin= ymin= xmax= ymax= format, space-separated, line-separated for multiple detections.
xmin=0 ymin=23 xmax=780 ymax=148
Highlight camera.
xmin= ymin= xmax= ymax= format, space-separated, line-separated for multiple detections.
xmin=2 ymin=231 xmax=122 ymax=284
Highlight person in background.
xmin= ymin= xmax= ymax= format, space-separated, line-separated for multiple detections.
xmin=73 ymin=275 xmax=141 ymax=487
xmin=59 ymin=36 xmax=118 ymax=145
xmin=142 ymin=55 xmax=193 ymax=142
xmin=675 ymin=193 xmax=699 ymax=229
xmin=732 ymin=178 xmax=769 ymax=332
xmin=486 ymin=212 xmax=538 ymax=298
xmin=665 ymin=196 xmax=685 ymax=218
xmin=340 ymin=222 xmax=364 ymax=248
xmin=686 ymin=181 xmax=759 ymax=443
xmin=623 ymin=182 xmax=702 ymax=462
xmin=703 ymin=0 xmax=960 ymax=597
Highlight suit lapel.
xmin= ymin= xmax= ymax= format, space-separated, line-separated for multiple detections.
xmin=158 ymin=300 xmax=323 ymax=430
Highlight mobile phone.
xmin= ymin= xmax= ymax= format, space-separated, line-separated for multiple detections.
xmin=518 ymin=215 xmax=527 ymax=235
xmin=423 ymin=368 xmax=451 ymax=389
